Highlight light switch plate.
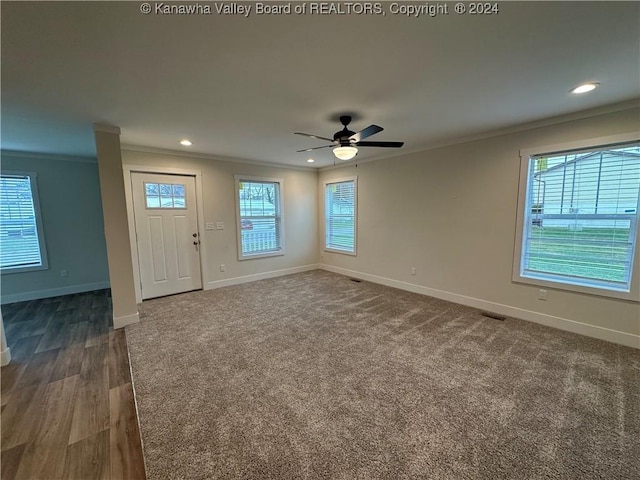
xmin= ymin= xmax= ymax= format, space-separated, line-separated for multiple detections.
xmin=205 ymin=222 xmax=215 ymax=230
xmin=216 ymin=222 xmax=224 ymax=230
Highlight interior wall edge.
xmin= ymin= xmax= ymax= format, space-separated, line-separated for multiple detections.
xmin=0 ymin=347 xmax=10 ymax=367
xmin=204 ymin=263 xmax=321 ymax=291
xmin=0 ymin=312 xmax=10 ymax=366
xmin=114 ymin=311 xmax=140 ymax=330
xmin=0 ymin=280 xmax=111 ymax=305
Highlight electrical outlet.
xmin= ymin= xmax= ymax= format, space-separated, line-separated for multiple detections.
xmin=220 ymin=264 xmax=225 ymax=272
xmin=60 ymin=269 xmax=68 ymax=278
xmin=538 ymin=289 xmax=547 ymax=301
xmin=410 ymin=267 xmax=416 ymax=276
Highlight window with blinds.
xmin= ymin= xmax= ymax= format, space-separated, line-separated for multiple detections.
xmin=235 ymin=176 xmax=284 ymax=260
xmin=518 ymin=141 xmax=640 ymax=294
xmin=324 ymin=177 xmax=357 ymax=255
xmin=0 ymin=172 xmax=48 ymax=272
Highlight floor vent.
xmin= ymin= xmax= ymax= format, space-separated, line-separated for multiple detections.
xmin=350 ymin=278 xmax=362 ymax=283
xmin=481 ymin=312 xmax=506 ymax=321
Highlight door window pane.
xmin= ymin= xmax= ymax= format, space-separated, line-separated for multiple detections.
xmin=145 ymin=182 xmax=186 ymax=209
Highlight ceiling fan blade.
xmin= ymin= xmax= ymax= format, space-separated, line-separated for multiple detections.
xmin=296 ymin=145 xmax=335 ymax=152
xmin=349 ymin=124 xmax=383 ymax=143
xmin=294 ymin=132 xmax=335 ymax=143
xmin=356 ymin=141 xmax=404 ymax=148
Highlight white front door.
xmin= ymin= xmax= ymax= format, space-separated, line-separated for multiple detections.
xmin=131 ymin=172 xmax=202 ymax=299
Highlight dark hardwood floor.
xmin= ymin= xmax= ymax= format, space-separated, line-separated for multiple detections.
xmin=1 ymin=290 xmax=146 ymax=479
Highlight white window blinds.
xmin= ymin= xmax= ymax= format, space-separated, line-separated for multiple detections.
xmin=0 ymin=173 xmax=48 ymax=271
xmin=236 ymin=178 xmax=284 ymax=259
xmin=521 ymin=143 xmax=640 ymax=292
xmin=325 ymin=178 xmax=357 ymax=254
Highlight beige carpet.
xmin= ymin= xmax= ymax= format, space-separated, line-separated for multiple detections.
xmin=126 ymin=270 xmax=640 ymax=479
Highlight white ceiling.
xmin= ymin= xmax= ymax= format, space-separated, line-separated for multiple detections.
xmin=2 ymin=1 xmax=639 ymax=168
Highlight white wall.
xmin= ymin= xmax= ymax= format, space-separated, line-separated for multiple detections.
xmin=3 ymin=108 xmax=637 ymax=348
xmin=318 ymin=107 xmax=640 ymax=348
xmin=0 ymin=153 xmax=110 ymax=303
xmin=94 ymin=127 xmax=139 ymax=329
xmin=121 ymin=150 xmax=319 ymax=291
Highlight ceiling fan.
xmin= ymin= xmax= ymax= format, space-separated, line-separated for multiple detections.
xmin=295 ymin=115 xmax=404 ymax=161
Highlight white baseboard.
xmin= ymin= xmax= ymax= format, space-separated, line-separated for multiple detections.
xmin=114 ymin=311 xmax=139 ymax=329
xmin=206 ymin=264 xmax=320 ymax=290
xmin=0 ymin=281 xmax=111 ymax=305
xmin=320 ymin=265 xmax=640 ymax=350
xmin=1 ymin=346 xmax=11 ymax=366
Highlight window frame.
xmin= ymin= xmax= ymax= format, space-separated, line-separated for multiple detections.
xmin=234 ymin=175 xmax=285 ymax=261
xmin=143 ymin=181 xmax=187 ymax=209
xmin=0 ymin=171 xmax=49 ymax=274
xmin=513 ymin=133 xmax=640 ymax=302
xmin=324 ymin=176 xmax=358 ymax=256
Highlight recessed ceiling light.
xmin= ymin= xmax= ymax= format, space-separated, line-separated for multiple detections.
xmin=570 ymin=83 xmax=599 ymax=94
xmin=307 ymin=158 xmax=315 ymax=163
xmin=180 ymin=139 xmax=192 ymax=146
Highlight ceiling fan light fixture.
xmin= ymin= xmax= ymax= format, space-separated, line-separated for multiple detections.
xmin=333 ymin=146 xmax=358 ymax=160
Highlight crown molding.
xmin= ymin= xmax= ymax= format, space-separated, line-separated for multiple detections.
xmin=320 ymin=98 xmax=640 ymax=172
xmin=1 ymin=149 xmax=97 ymax=164
xmin=93 ymin=123 xmax=121 ymax=135
xmin=120 ymin=144 xmax=317 ymax=172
